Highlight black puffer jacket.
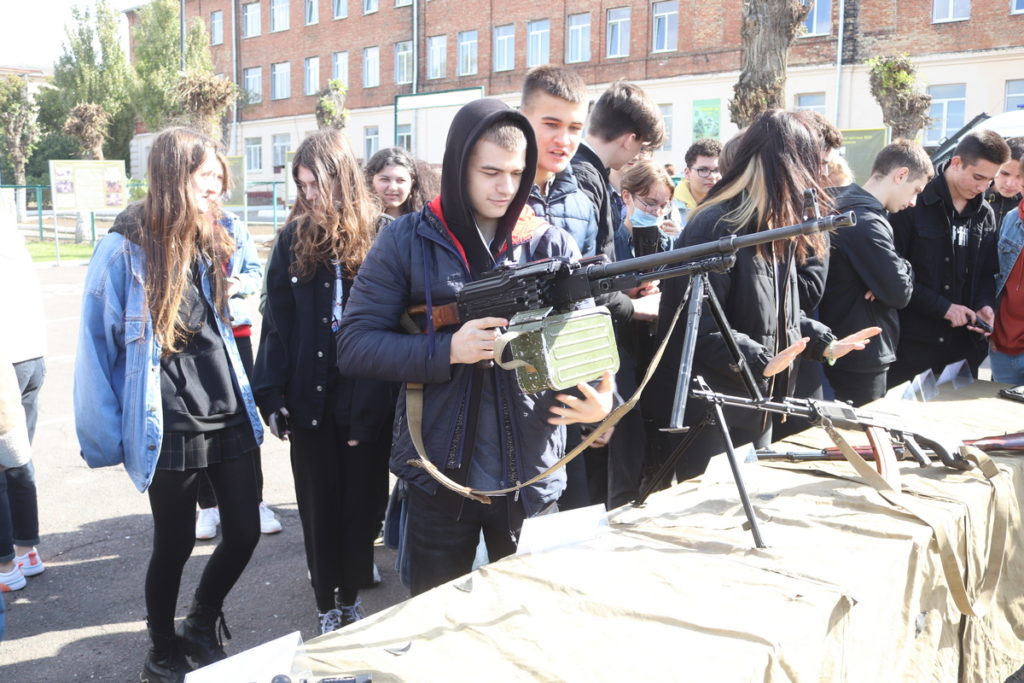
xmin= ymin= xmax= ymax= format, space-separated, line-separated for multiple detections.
xmin=820 ymin=184 xmax=914 ymax=371
xmin=891 ymin=163 xmax=998 ymax=350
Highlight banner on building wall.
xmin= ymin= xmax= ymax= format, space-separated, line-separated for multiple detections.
xmin=48 ymin=160 xmax=128 ymax=212
xmin=840 ymin=129 xmax=888 ymax=184
xmin=226 ymin=155 xmax=245 ymax=201
xmin=692 ymin=99 xmax=721 ymax=141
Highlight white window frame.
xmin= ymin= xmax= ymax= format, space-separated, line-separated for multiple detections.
xmin=924 ymin=83 xmax=967 ymax=145
xmin=1014 ymin=0 xmax=1024 ymax=14
xmin=457 ymin=30 xmax=478 ymax=76
xmin=566 ymin=13 xmax=590 ymax=64
xmin=1006 ymin=79 xmax=1024 ymax=112
xmin=651 ymin=1 xmax=677 ymax=52
xmin=210 ymin=10 xmax=224 ymax=45
xmin=395 ymin=41 xmax=413 ymax=84
xmin=333 ymin=0 xmax=348 ymax=19
xmin=363 ymin=46 xmax=380 ymax=88
xmin=271 ymin=62 xmax=291 ymax=100
xmin=427 ymin=35 xmax=447 ymax=80
xmin=606 ymin=7 xmax=631 ymax=59
xmin=527 ymin=20 xmax=550 ymax=68
xmin=243 ymin=67 xmax=262 ymax=103
xmin=363 ymin=0 xmax=378 ymax=14
xmin=795 ymin=92 xmax=827 ymax=116
xmin=332 ymin=51 xmax=349 ymax=85
xmin=932 ymin=0 xmax=970 ymax=22
xmin=395 ymin=0 xmax=412 ymax=6
xmin=272 ymin=133 xmax=291 ymax=170
xmin=396 ymin=123 xmax=412 ymax=150
xmin=305 ymin=0 xmax=319 ymax=24
xmin=304 ymin=56 xmax=320 ymax=95
xmin=245 ymin=137 xmax=263 ymax=173
xmin=242 ymin=2 xmax=261 ymax=38
xmin=802 ymin=0 xmax=832 ymax=36
xmin=270 ymin=0 xmax=290 ymax=32
xmin=493 ymin=25 xmax=515 ymax=72
xmin=364 ymin=126 xmax=379 ymax=160
xmin=659 ymin=104 xmax=673 ymax=152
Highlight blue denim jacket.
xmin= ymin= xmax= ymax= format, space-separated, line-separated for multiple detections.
xmin=74 ymin=231 xmax=264 ymax=493
xmin=222 ymin=212 xmax=263 ymax=329
xmin=996 ymin=209 xmax=1024 ymax=304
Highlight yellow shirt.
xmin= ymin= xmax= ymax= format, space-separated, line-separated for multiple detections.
xmin=673 ymin=178 xmax=697 ymax=209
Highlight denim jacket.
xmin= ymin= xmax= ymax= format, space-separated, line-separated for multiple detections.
xmin=222 ymin=212 xmax=263 ymax=329
xmin=74 ymin=228 xmax=264 ymax=493
xmin=996 ymin=209 xmax=1024 ymax=304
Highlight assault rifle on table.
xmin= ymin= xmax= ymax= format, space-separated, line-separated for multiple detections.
xmin=688 ymin=389 xmax=974 ymax=471
xmin=406 ymin=212 xmax=856 ymax=394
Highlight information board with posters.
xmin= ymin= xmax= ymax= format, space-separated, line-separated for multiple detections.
xmin=840 ymin=129 xmax=888 ymax=184
xmin=48 ymin=160 xmax=128 ymax=212
xmin=692 ymin=99 xmax=721 ymax=140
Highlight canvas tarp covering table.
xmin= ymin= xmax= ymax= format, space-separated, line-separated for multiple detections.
xmin=295 ymin=381 xmax=1024 ymax=682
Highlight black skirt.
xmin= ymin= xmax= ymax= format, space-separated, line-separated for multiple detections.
xmin=156 ymin=420 xmax=258 ymax=471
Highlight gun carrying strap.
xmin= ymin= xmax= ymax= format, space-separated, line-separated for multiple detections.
xmin=823 ymin=422 xmax=1009 ymax=618
xmin=404 ymin=291 xmax=691 ymax=504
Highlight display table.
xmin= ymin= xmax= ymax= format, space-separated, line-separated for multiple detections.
xmin=296 ymin=381 xmax=1024 ymax=682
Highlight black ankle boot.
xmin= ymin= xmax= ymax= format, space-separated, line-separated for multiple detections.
xmin=176 ymin=599 xmax=231 ymax=667
xmin=141 ymin=624 xmax=192 ymax=683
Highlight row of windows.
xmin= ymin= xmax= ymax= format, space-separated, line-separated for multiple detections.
xmin=242 ymin=122 xmax=412 ymax=172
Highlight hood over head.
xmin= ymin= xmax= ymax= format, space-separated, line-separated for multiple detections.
xmin=439 ymin=98 xmax=538 ymax=277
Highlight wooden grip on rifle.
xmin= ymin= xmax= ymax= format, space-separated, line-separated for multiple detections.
xmin=405 ymin=302 xmax=462 ymax=333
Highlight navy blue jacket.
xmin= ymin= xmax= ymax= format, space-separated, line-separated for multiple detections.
xmin=527 ymin=167 xmax=599 ymax=257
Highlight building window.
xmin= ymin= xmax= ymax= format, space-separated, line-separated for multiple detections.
xmin=566 ymin=13 xmax=590 ymax=63
xmin=304 ymin=57 xmax=320 ymax=95
xmin=1014 ymin=0 xmax=1024 ymax=13
xmin=363 ymin=46 xmax=380 ymax=88
xmin=270 ymin=0 xmax=290 ymax=31
xmin=333 ymin=0 xmax=348 ymax=18
xmin=795 ymin=92 xmax=826 ymax=116
xmin=242 ymin=2 xmax=261 ymax=37
xmin=396 ymin=123 xmax=412 ymax=150
xmin=395 ymin=41 xmax=413 ymax=84
xmin=364 ymin=126 xmax=379 ymax=160
xmin=271 ymin=62 xmax=290 ymax=100
xmin=527 ymin=20 xmax=550 ymax=68
xmin=332 ymin=51 xmax=349 ymax=85
xmin=493 ymin=24 xmax=514 ymax=72
xmin=1006 ymin=79 xmax=1024 ymax=112
xmin=606 ymin=7 xmax=631 ymax=59
xmin=210 ymin=10 xmax=224 ymax=45
xmin=305 ymin=0 xmax=318 ymax=24
xmin=925 ymin=84 xmax=966 ymax=145
xmin=803 ymin=0 xmax=831 ymax=35
xmin=272 ymin=133 xmax=291 ymax=171
xmin=243 ymin=67 xmax=262 ymax=103
xmin=426 ymin=35 xmax=446 ymax=79
xmin=364 ymin=0 xmax=378 ymax=13
xmin=395 ymin=0 xmax=412 ymax=6
xmin=245 ymin=137 xmax=262 ymax=172
xmin=659 ymin=104 xmax=673 ymax=152
xmin=932 ymin=0 xmax=969 ymax=22
xmin=458 ymin=30 xmax=478 ymax=76
xmin=651 ymin=1 xmax=677 ymax=52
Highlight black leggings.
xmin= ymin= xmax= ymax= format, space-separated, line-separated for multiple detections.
xmin=145 ymin=454 xmax=261 ymax=634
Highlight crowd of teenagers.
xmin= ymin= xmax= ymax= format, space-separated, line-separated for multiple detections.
xmin=0 ymin=64 xmax=1006 ymax=682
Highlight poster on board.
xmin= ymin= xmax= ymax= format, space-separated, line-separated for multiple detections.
xmin=840 ymin=129 xmax=888 ymax=184
xmin=692 ymin=99 xmax=721 ymax=141
xmin=48 ymin=160 xmax=128 ymax=212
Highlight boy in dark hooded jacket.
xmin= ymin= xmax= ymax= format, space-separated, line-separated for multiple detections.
xmin=820 ymin=141 xmax=932 ymax=405
xmin=336 ymin=99 xmax=613 ymax=595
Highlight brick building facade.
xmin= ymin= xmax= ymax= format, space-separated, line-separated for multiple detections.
xmin=128 ymin=0 xmax=1024 ymax=183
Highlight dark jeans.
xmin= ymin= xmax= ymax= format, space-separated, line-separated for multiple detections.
xmin=289 ymin=418 xmax=387 ymax=611
xmin=825 ymin=366 xmax=888 ymax=407
xmin=145 ymin=452 xmax=261 ymax=634
xmin=405 ymin=484 xmax=554 ymax=597
xmin=0 ymin=357 xmax=45 ymax=563
xmin=197 ymin=336 xmax=264 ymax=508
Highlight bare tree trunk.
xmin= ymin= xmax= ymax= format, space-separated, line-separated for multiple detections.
xmin=729 ymin=0 xmax=809 ymax=128
xmin=13 ymin=162 xmax=27 ymax=223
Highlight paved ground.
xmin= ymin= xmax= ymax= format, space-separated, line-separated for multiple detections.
xmin=0 ymin=261 xmax=408 ymax=681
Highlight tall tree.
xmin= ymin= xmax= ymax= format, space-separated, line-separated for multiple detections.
xmin=0 ymin=75 xmax=41 ymax=221
xmin=868 ymin=56 xmax=932 ymax=141
xmin=729 ymin=0 xmax=810 ymax=128
xmin=131 ymin=0 xmax=214 ymax=132
xmin=38 ymin=1 xmax=135 ymax=166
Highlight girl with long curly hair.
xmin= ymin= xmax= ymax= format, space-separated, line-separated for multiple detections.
xmin=252 ymin=129 xmax=395 ymax=634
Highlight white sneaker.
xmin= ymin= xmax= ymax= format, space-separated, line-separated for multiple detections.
xmin=195 ymin=507 xmax=220 ymax=540
xmin=259 ymin=502 xmax=282 ymax=534
xmin=318 ymin=608 xmax=344 ymax=635
xmin=0 ymin=563 xmax=26 ymax=592
xmin=15 ymin=547 xmax=45 ymax=577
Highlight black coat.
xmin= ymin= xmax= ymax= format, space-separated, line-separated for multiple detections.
xmin=820 ymin=184 xmax=914 ymax=372
xmin=891 ymin=166 xmax=998 ymax=355
xmin=252 ymin=221 xmax=397 ymax=440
